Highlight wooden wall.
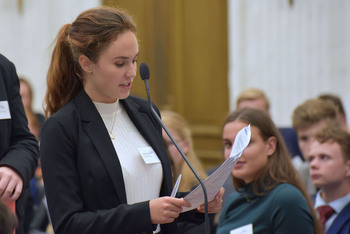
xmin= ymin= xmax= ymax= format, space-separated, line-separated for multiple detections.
xmin=104 ymin=0 xmax=229 ymax=170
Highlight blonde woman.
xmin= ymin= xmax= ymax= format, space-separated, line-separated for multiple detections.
xmin=161 ymin=110 xmax=207 ymax=192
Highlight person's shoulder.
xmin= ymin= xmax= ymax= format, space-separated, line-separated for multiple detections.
xmin=0 ymin=54 xmax=15 ymax=72
xmin=269 ymin=183 xmax=306 ymax=205
xmin=272 ymin=183 xmax=302 ymax=195
xmin=44 ymin=100 xmax=78 ymax=127
xmin=0 ymin=53 xmax=10 ymax=65
xmin=225 ymin=190 xmax=241 ymax=204
xmin=0 ymin=54 xmax=15 ymax=74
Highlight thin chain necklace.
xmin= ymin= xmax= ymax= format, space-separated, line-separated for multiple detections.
xmin=109 ymin=100 xmax=119 ymax=140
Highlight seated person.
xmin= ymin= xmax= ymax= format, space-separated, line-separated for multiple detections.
xmin=236 ymin=88 xmax=270 ymax=114
xmin=161 ymin=110 xmax=207 ymax=192
xmin=161 ymin=110 xmax=210 ymax=233
xmin=292 ymin=98 xmax=339 ymax=195
xmin=318 ymin=93 xmax=349 ymax=132
xmin=216 ymin=108 xmax=321 ymax=234
xmin=19 ymin=77 xmax=45 ymax=126
xmin=307 ymin=125 xmax=350 ymax=234
xmin=236 ymin=88 xmax=302 ymax=159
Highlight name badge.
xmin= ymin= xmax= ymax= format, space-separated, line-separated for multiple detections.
xmin=138 ymin=146 xmax=161 ymax=164
xmin=0 ymin=101 xmax=11 ymax=120
xmin=230 ymin=223 xmax=253 ymax=234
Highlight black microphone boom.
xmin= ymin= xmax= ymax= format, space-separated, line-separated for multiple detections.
xmin=139 ymin=62 xmax=210 ymax=234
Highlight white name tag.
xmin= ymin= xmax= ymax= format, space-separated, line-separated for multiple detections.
xmin=230 ymin=223 xmax=253 ymax=234
xmin=0 ymin=101 xmax=11 ymax=120
xmin=138 ymin=146 xmax=161 ymax=164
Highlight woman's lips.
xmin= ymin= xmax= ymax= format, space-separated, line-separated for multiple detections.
xmin=234 ymin=161 xmax=245 ymax=169
xmin=120 ymin=82 xmax=132 ymax=89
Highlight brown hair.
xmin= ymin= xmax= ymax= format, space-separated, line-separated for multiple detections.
xmin=161 ymin=110 xmax=207 ymax=191
xmin=318 ymin=93 xmax=346 ymax=117
xmin=224 ymin=108 xmax=321 ymax=233
xmin=292 ymin=98 xmax=338 ymax=130
xmin=314 ymin=125 xmax=350 ymax=162
xmin=236 ymin=88 xmax=270 ymax=112
xmin=44 ymin=6 xmax=136 ymax=117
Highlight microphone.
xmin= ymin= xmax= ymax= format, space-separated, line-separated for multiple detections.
xmin=139 ymin=62 xmax=210 ymax=234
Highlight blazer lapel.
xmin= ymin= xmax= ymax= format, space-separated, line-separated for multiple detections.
xmin=327 ymin=202 xmax=350 ymax=234
xmin=75 ymin=90 xmax=127 ymax=204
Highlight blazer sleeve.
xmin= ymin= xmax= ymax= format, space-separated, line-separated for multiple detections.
xmin=0 ymin=54 xmax=39 ymax=188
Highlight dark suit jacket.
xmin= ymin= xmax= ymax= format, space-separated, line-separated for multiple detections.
xmin=41 ymin=90 xmax=181 ymax=234
xmin=327 ymin=201 xmax=350 ymax=234
xmin=0 ymin=54 xmax=39 ymax=233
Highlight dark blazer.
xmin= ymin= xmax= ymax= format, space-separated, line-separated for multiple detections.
xmin=40 ymin=90 xmax=180 ymax=234
xmin=0 ymin=54 xmax=39 ymax=233
xmin=327 ymin=201 xmax=350 ymax=234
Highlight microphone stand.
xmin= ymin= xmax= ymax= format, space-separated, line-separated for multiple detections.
xmin=142 ymin=77 xmax=210 ymax=234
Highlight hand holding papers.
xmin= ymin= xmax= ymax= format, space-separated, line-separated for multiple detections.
xmin=182 ymin=124 xmax=251 ymax=212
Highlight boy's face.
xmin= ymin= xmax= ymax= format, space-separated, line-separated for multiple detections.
xmin=307 ymin=140 xmax=350 ymax=189
xmin=296 ymin=120 xmax=329 ymax=158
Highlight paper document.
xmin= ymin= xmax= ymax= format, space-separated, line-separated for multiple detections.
xmin=182 ymin=124 xmax=251 ymax=212
xmin=171 ymin=174 xmax=182 ymax=197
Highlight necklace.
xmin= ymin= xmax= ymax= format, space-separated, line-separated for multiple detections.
xmin=109 ymin=100 xmax=119 ymax=139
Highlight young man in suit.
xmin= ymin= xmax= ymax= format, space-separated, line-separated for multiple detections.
xmin=307 ymin=126 xmax=350 ymax=234
xmin=0 ymin=53 xmax=39 ymax=233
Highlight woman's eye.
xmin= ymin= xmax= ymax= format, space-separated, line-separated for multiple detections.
xmin=115 ymin=63 xmax=124 ymax=67
xmin=132 ymin=59 xmax=138 ymax=64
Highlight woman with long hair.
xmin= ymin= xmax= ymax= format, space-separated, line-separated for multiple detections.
xmin=40 ymin=6 xmax=222 ymax=234
xmin=216 ymin=108 xmax=322 ymax=234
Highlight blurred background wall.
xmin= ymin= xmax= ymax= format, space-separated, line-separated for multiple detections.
xmin=0 ymin=0 xmax=101 ymax=114
xmin=228 ymin=0 xmax=350 ymax=127
xmin=0 ymin=0 xmax=349 ymax=169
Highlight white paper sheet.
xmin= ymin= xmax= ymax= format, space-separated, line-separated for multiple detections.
xmin=171 ymin=174 xmax=182 ymax=197
xmin=181 ymin=124 xmax=251 ymax=212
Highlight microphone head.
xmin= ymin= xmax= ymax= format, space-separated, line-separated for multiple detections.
xmin=139 ymin=62 xmax=150 ymax=80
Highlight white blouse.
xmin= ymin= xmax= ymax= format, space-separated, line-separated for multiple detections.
xmin=93 ymin=100 xmax=163 ymax=205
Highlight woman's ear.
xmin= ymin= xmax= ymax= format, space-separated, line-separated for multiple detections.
xmin=266 ymin=136 xmax=277 ymax=156
xmin=79 ymin=55 xmax=93 ymax=73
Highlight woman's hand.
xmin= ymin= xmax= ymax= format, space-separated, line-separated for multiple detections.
xmin=150 ymin=197 xmax=191 ymax=224
xmin=197 ymin=187 xmax=225 ymax=213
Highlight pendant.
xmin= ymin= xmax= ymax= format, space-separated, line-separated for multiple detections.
xmin=109 ymin=133 xmax=115 ymax=139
